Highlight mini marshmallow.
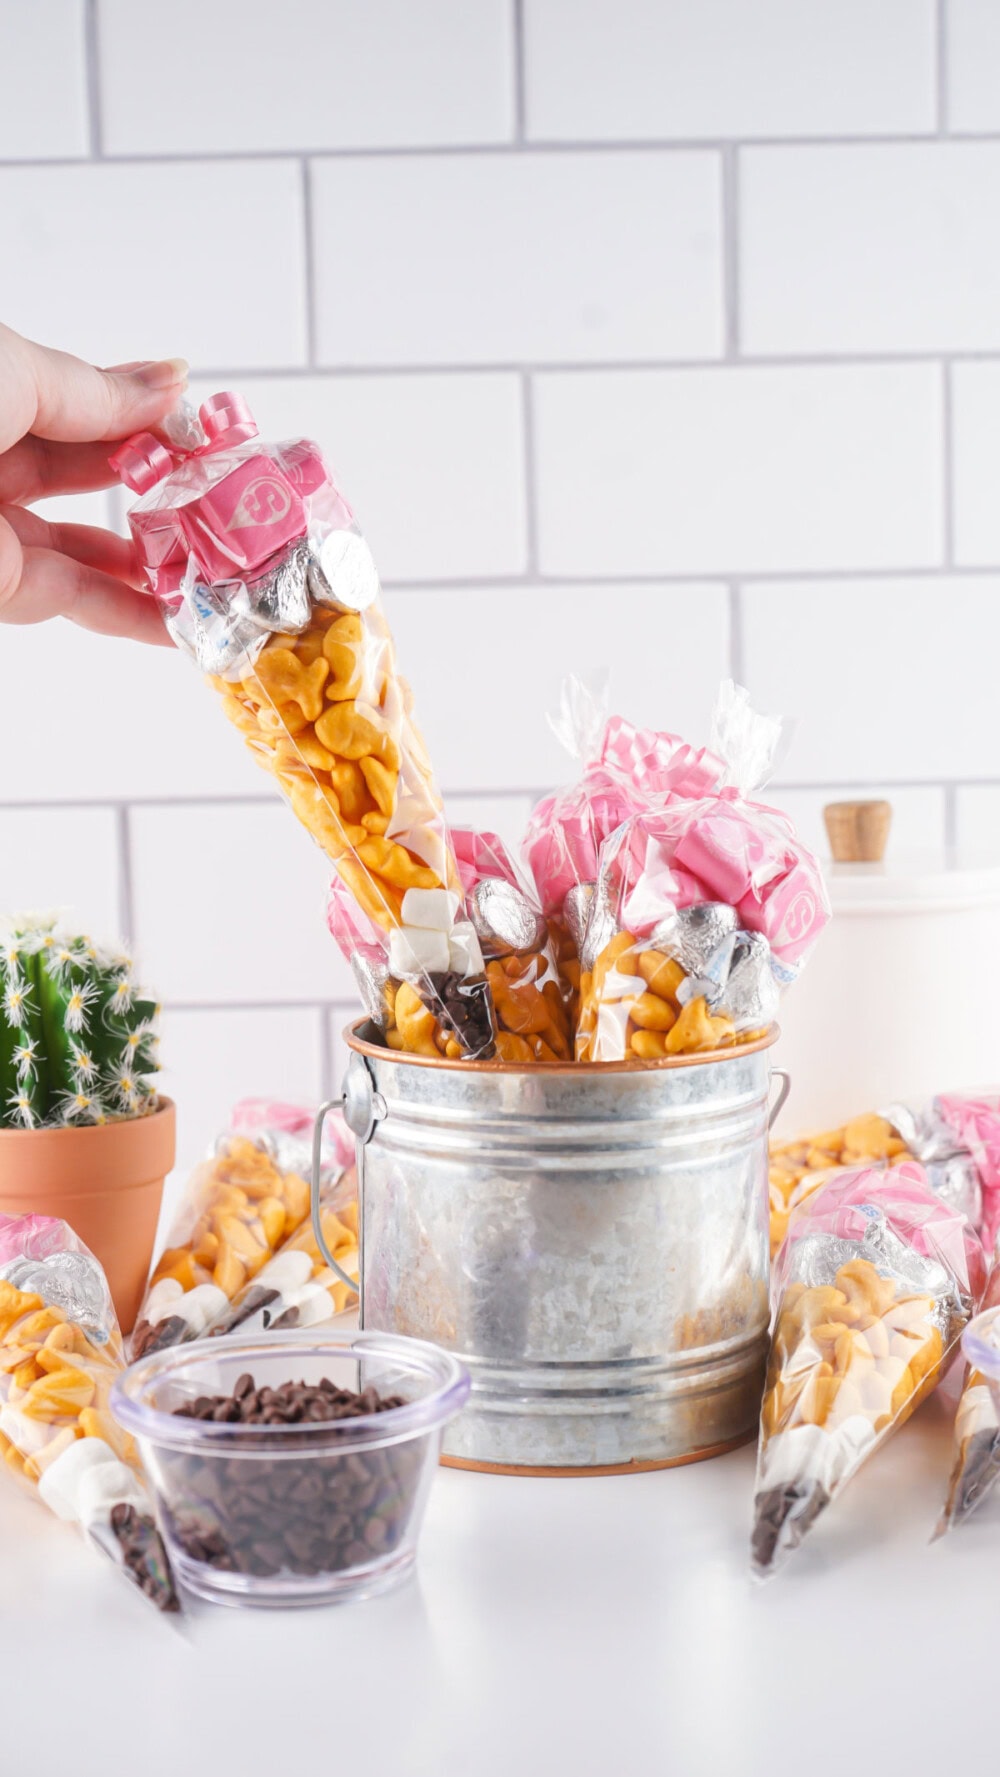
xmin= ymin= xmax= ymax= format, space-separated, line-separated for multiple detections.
xmin=258 ymin=1249 xmax=314 ymax=1291
xmin=76 ymin=1460 xmax=145 ymax=1531
xmin=389 ymin=924 xmax=450 ymax=978
xmin=37 ymin=1436 xmax=118 ymax=1522
xmin=143 ymin=1277 xmax=184 ymax=1323
xmin=400 ymin=888 xmax=460 ymax=932
xmin=172 ymin=1283 xmax=229 ymax=1337
xmin=447 ymin=922 xmax=484 ymax=977
xmin=286 ymin=1281 xmax=339 ymax=1327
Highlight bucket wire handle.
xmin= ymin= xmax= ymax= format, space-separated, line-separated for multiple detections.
xmin=312 ymin=1052 xmax=386 ymax=1327
xmin=310 ymin=1098 xmax=363 ymax=1300
xmin=768 ymin=1068 xmax=791 ymax=1130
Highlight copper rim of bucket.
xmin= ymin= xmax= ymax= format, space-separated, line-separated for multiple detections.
xmin=440 ymin=1428 xmax=755 ymax=1476
xmin=344 ymin=1018 xmax=779 ymax=1075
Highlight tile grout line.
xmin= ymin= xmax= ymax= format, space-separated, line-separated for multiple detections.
xmin=941 ymin=358 xmax=956 ymax=566
xmin=3 ymin=778 xmax=998 ymax=822
xmin=512 ymin=0 xmax=527 ymax=143
xmin=300 ymin=156 xmax=319 ymax=368
xmin=944 ymin=781 xmax=959 ymax=851
xmin=727 ymin=584 xmax=745 ymax=683
xmin=936 ymin=0 xmax=950 ymax=135
xmin=721 ymin=145 xmax=740 ymax=359
xmin=17 ymin=130 xmax=1000 ymax=170
xmin=520 ymin=370 xmax=540 ymax=576
xmin=115 ymin=804 xmax=136 ymax=944
xmin=82 ymin=0 xmax=103 ymax=158
xmin=180 ymin=349 xmax=1000 ymax=378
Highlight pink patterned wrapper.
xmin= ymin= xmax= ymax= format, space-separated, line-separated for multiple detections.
xmin=937 ymin=1093 xmax=1000 ymax=1256
xmin=109 ymin=390 xmax=357 ymax=605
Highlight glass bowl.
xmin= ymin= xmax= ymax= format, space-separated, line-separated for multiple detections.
xmin=111 ymin=1329 xmax=469 ymax=1608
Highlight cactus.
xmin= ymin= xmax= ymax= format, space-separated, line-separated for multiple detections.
xmin=0 ymin=917 xmax=160 ymax=1130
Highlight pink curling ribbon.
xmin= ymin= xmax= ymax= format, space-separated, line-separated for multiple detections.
xmin=108 ymin=391 xmax=259 ymax=493
xmin=598 ymin=717 xmax=723 ymax=804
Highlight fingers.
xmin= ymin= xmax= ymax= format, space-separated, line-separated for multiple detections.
xmin=2 ymin=505 xmax=143 ymax=587
xmin=0 ymin=322 xmax=188 ymax=449
xmin=0 ymin=436 xmax=130 ymax=505
xmin=0 ymin=512 xmax=171 ymax=646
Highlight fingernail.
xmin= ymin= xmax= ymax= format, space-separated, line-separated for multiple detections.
xmin=135 ymin=357 xmax=189 ymax=390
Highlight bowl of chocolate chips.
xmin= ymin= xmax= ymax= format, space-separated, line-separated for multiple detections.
xmin=111 ymin=1329 xmax=470 ymax=1607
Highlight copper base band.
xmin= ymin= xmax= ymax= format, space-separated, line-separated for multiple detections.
xmin=440 ymin=1428 xmax=754 ymax=1478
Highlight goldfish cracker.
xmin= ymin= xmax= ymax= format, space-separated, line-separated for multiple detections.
xmin=209 ymin=1187 xmax=360 ymax=1337
xmin=0 ymin=1213 xmax=179 ymax=1610
xmin=576 ymin=931 xmax=741 ymax=1062
xmin=131 ymin=1102 xmax=352 ymax=1360
xmin=751 ymin=1162 xmax=981 ymax=1578
xmin=113 ymin=393 xmax=496 ymax=1059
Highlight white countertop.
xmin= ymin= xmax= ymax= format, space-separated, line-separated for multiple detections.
xmin=1 ymin=1379 xmax=995 ymax=1777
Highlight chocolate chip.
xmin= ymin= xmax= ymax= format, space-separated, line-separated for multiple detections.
xmin=164 ymin=1373 xmax=418 ymax=1584
xmin=131 ymin=1314 xmax=190 ymax=1359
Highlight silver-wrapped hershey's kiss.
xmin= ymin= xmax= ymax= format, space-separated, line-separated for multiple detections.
xmin=650 ymin=902 xmax=739 ymax=978
xmin=469 ymin=878 xmax=547 ymax=958
xmin=788 ymin=1204 xmax=965 ymax=1341
xmin=882 ymin=1102 xmax=983 ymax=1228
xmin=722 ymin=930 xmax=781 ymax=1030
xmin=231 ymin=539 xmax=314 ymax=636
xmin=0 ymin=1251 xmax=115 ymax=1346
xmin=165 ymin=581 xmax=268 ymax=679
xmin=308 ymin=528 xmax=380 ymax=614
xmin=562 ymin=883 xmax=595 ymax=957
xmin=579 ymin=877 xmax=621 ymax=973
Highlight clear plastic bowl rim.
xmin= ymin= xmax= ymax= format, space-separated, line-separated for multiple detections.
xmin=962 ymin=1306 xmax=1000 ymax=1381
xmin=111 ymin=1328 xmax=471 ymax=1458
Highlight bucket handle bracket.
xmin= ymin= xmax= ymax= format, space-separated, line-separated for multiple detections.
xmin=768 ymin=1068 xmax=791 ymax=1130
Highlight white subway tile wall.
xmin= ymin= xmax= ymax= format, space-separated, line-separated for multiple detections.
xmin=0 ymin=0 xmax=998 ymax=1189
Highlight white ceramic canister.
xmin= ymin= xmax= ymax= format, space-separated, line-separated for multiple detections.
xmin=773 ymin=851 xmax=1000 ymax=1135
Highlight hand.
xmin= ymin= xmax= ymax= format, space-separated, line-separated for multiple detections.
xmin=0 ymin=323 xmax=188 ymax=645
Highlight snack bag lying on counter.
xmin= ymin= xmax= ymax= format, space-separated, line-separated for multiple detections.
xmin=131 ymin=1101 xmax=353 ymax=1358
xmin=769 ymin=1101 xmax=986 ymax=1259
xmin=937 ymin=1093 xmax=1000 ymax=1256
xmin=0 ymin=1216 xmax=178 ymax=1611
xmin=576 ymin=683 xmax=829 ymax=1061
xmin=111 ymin=394 xmax=495 ymax=1061
xmin=752 ymin=1163 xmax=984 ymax=1579
xmin=935 ymin=1258 xmax=1000 ymax=1536
xmin=523 ymin=676 xmax=723 ymax=1018
xmin=942 ymin=1301 xmax=1000 ymax=1536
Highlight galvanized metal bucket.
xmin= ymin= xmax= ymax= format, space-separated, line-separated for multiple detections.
xmin=311 ymin=1022 xmax=789 ymax=1475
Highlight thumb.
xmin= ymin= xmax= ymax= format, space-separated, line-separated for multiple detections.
xmin=12 ymin=329 xmax=188 ymax=445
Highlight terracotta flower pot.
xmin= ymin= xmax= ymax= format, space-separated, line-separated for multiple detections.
xmin=0 ymin=1098 xmax=176 ymax=1334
